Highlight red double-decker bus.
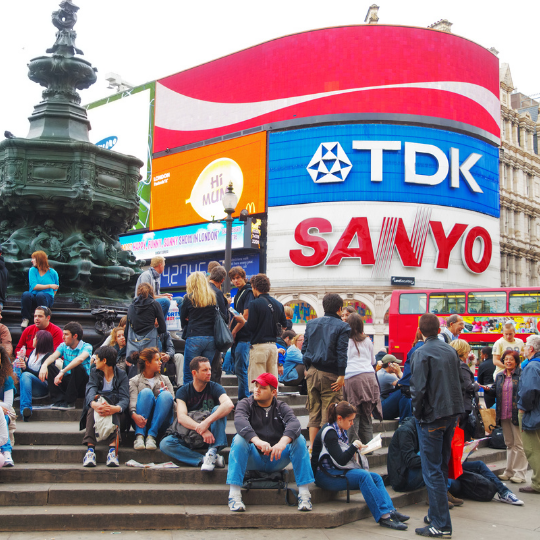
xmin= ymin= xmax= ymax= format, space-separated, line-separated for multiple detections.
xmin=388 ymin=287 xmax=540 ymax=361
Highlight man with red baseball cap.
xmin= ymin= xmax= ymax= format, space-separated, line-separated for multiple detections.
xmin=226 ymin=372 xmax=314 ymax=512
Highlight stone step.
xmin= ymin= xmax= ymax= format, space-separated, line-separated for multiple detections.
xmin=0 ymin=488 xmax=426 ymax=531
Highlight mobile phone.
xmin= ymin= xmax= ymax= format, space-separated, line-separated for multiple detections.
xmin=229 ymin=307 xmax=240 ymax=316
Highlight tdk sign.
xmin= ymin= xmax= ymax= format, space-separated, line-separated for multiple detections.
xmin=269 ymin=124 xmax=499 ymax=218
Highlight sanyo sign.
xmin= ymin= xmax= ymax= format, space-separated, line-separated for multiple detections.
xmin=268 ymin=124 xmax=500 ymax=218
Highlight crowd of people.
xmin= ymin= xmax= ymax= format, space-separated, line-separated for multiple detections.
xmin=0 ymin=254 xmax=539 ymax=535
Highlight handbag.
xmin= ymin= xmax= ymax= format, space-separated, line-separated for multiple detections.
xmin=479 ymin=408 xmax=496 ymax=434
xmin=214 ymin=306 xmax=233 ymax=352
xmin=125 ymin=321 xmax=159 ymax=359
xmin=464 ymin=397 xmax=485 ymax=440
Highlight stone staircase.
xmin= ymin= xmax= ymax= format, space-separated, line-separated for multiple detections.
xmin=2 ymin=375 xmax=508 ymax=532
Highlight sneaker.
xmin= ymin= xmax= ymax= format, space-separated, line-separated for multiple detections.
xmin=21 ymin=319 xmax=29 ymax=328
xmin=228 ymin=495 xmax=246 ymax=512
xmin=298 ymin=494 xmax=312 ymax=511
xmin=391 ymin=510 xmax=410 ymax=522
xmin=416 ymin=525 xmax=449 ymax=538
xmin=215 ymin=454 xmax=225 ymax=468
xmin=380 ymin=517 xmax=407 ymax=531
xmin=3 ymin=451 xmax=14 ymax=467
xmin=145 ymin=435 xmax=157 ymax=450
xmin=423 ymin=518 xmax=452 ymax=536
xmin=498 ymin=492 xmax=524 ymax=505
xmin=133 ymin=435 xmax=145 ymax=450
xmin=52 ymin=402 xmax=75 ymax=411
xmin=106 ymin=451 xmax=119 ymax=467
xmin=510 ymin=476 xmax=525 ymax=484
xmin=447 ymin=491 xmax=464 ymax=506
xmin=83 ymin=449 xmax=96 ymax=467
xmin=201 ymin=450 xmax=217 ymax=471
xmin=498 ymin=473 xmax=511 ymax=481
xmin=22 ymin=407 xmax=32 ymax=422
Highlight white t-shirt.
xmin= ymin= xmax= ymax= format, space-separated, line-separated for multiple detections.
xmin=492 ymin=337 xmax=524 ymax=376
xmin=345 ymin=337 xmax=375 ymax=379
xmin=27 ymin=351 xmax=46 ymax=372
xmin=144 ymin=376 xmax=158 ymax=389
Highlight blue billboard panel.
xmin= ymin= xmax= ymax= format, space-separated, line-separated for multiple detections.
xmin=268 ymin=125 xmax=499 ymax=217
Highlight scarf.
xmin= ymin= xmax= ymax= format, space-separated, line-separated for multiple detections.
xmin=332 ymin=422 xmax=349 ymax=444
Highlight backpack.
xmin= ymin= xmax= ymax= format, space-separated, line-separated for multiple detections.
xmin=457 ymin=470 xmax=498 ymax=501
xmin=242 ymin=470 xmax=298 ymax=506
xmin=439 ymin=331 xmax=451 ymax=344
xmin=488 ymin=426 xmax=506 ymax=449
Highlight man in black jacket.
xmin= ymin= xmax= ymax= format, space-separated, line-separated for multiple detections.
xmin=0 ymin=244 xmax=8 ymax=310
xmin=226 ymin=372 xmax=314 ymax=512
xmin=411 ymin=313 xmax=466 ymax=538
xmin=302 ymin=293 xmax=350 ymax=448
xmin=244 ymin=274 xmax=287 ymax=392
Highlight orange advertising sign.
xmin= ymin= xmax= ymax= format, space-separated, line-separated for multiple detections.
xmin=150 ymin=132 xmax=266 ymax=231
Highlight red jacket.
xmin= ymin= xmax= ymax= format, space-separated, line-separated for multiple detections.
xmin=15 ymin=323 xmax=63 ymax=357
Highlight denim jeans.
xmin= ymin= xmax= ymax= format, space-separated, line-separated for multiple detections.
xmin=159 ymin=405 xmax=227 ymax=466
xmin=449 ymin=460 xmax=509 ymax=497
xmin=183 ymin=336 xmax=216 ymax=385
xmin=134 ymin=388 xmax=174 ymax=438
xmin=156 ymin=297 xmax=171 ymax=320
xmin=315 ymin=468 xmax=394 ymax=522
xmin=226 ymin=434 xmax=314 ymax=487
xmin=21 ymin=291 xmax=54 ymax=321
xmin=20 ymin=371 xmax=49 ymax=412
xmin=382 ymin=389 xmax=412 ymax=423
xmin=416 ymin=416 xmax=458 ymax=532
xmin=234 ymin=341 xmax=251 ymax=401
xmin=403 ymin=466 xmax=425 ymax=492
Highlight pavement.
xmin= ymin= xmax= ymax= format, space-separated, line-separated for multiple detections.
xmin=1 ymin=480 xmax=539 ymax=540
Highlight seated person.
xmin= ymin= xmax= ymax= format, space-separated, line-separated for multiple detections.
xmin=39 ymin=322 xmax=93 ymax=410
xmin=312 ymin=401 xmax=408 ymax=531
xmin=15 ymin=306 xmax=63 ymax=358
xmin=102 ymin=316 xmax=127 ymax=347
xmin=17 ymin=330 xmax=55 ymax=422
xmin=0 ymin=410 xmax=7 ymax=467
xmin=160 ymin=356 xmax=233 ymax=470
xmin=110 ymin=326 xmax=127 ymax=369
xmin=0 ymin=310 xmax=12 ymax=356
xmin=280 ymin=334 xmax=305 ymax=386
xmin=226 ymin=373 xmax=314 ymax=513
xmin=0 ymin=345 xmax=16 ymax=466
xmin=159 ymin=330 xmax=178 ymax=386
xmin=377 ymin=354 xmax=401 ymax=397
xmin=81 ymin=346 xmax=129 ymax=468
xmin=379 ymin=354 xmax=412 ymax=422
xmin=129 ymin=348 xmax=175 ymax=451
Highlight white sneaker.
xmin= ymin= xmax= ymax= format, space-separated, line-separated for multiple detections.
xmin=228 ymin=495 xmax=246 ymax=512
xmin=83 ymin=449 xmax=96 ymax=467
xmin=21 ymin=319 xmax=29 ymax=328
xmin=298 ymin=494 xmax=312 ymax=511
xmin=3 ymin=451 xmax=14 ymax=467
xmin=201 ymin=450 xmax=217 ymax=471
xmin=498 ymin=492 xmax=524 ymax=505
xmin=145 ymin=435 xmax=157 ymax=450
xmin=106 ymin=451 xmax=119 ymax=467
xmin=215 ymin=454 xmax=225 ymax=468
xmin=134 ymin=434 xmax=145 ymax=450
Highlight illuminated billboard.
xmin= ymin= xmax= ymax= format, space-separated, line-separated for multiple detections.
xmin=150 ymin=132 xmax=266 ymax=231
xmin=154 ymin=25 xmax=499 ymax=152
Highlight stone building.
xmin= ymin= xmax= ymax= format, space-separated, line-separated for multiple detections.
xmin=499 ymin=64 xmax=540 ymax=286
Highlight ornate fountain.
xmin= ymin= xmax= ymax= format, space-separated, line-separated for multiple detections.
xmin=0 ymin=0 xmax=143 ymax=308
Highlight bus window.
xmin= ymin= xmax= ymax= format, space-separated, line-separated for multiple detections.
xmin=399 ymin=293 xmax=427 ymax=314
xmin=509 ymin=292 xmax=540 ymax=314
xmin=468 ymin=292 xmax=506 ymax=314
xmin=429 ymin=292 xmax=466 ymax=314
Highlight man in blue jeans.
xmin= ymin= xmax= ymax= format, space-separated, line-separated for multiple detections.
xmin=227 ymin=372 xmax=314 ymax=512
xmin=159 ymin=356 xmax=234 ymax=470
xmin=411 ymin=313 xmax=466 ymax=538
xmin=229 ymin=266 xmax=254 ymax=401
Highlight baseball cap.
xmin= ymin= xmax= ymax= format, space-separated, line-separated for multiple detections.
xmin=381 ymin=354 xmax=398 ymax=366
xmin=252 ymin=373 xmax=278 ymax=389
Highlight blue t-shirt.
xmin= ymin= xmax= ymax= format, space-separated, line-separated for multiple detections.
xmin=176 ymin=381 xmax=225 ymax=412
xmin=29 ymin=267 xmax=59 ymax=298
xmin=0 ymin=376 xmax=15 ymax=401
xmin=56 ymin=340 xmax=93 ymax=376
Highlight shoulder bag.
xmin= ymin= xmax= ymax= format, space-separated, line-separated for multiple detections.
xmin=214 ymin=305 xmax=234 ymax=352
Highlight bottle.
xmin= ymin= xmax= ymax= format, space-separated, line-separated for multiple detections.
xmin=14 ymin=346 xmax=26 ymax=378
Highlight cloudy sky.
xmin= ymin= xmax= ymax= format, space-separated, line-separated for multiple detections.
xmin=1 ymin=0 xmax=538 ymax=138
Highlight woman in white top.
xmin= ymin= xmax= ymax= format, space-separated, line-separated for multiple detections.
xmin=18 ymin=330 xmax=54 ymax=422
xmin=343 ymin=314 xmax=383 ymax=445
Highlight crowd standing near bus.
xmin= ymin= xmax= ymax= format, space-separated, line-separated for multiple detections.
xmin=2 ymin=263 xmax=540 ymax=534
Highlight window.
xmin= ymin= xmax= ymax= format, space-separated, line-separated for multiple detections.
xmin=429 ymin=292 xmax=466 ymax=314
xmin=399 ymin=293 xmax=427 ymax=314
xmin=509 ymin=291 xmax=540 ymax=314
xmin=467 ymin=292 xmax=506 ymax=314
xmin=285 ymin=301 xmax=317 ymax=323
xmin=343 ymin=301 xmax=373 ymax=323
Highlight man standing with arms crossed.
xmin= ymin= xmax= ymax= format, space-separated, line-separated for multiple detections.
xmin=411 ymin=313 xmax=465 ymax=538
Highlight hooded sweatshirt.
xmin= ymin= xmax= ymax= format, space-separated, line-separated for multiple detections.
xmin=126 ymin=295 xmax=166 ymax=338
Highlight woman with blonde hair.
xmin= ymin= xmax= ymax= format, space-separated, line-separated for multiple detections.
xmin=180 ymin=272 xmax=217 ymax=385
xmin=20 ymin=250 xmax=59 ymax=328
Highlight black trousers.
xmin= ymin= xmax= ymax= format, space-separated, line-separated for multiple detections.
xmin=47 ymin=362 xmax=89 ymax=404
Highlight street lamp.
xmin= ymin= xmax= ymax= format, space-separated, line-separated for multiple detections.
xmin=222 ymin=182 xmax=238 ymax=294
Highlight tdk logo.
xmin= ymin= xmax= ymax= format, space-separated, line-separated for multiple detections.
xmin=307 ymin=140 xmax=483 ymax=193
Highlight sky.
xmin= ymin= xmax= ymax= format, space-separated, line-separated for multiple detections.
xmin=1 ymin=0 xmax=538 ymax=138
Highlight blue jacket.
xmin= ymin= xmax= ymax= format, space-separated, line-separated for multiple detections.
xmin=517 ymin=354 xmax=540 ymax=431
xmin=280 ymin=345 xmax=304 ymax=383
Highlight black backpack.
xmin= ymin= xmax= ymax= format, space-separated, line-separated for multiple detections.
xmin=488 ymin=426 xmax=506 ymax=449
xmin=457 ymin=470 xmax=498 ymax=501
